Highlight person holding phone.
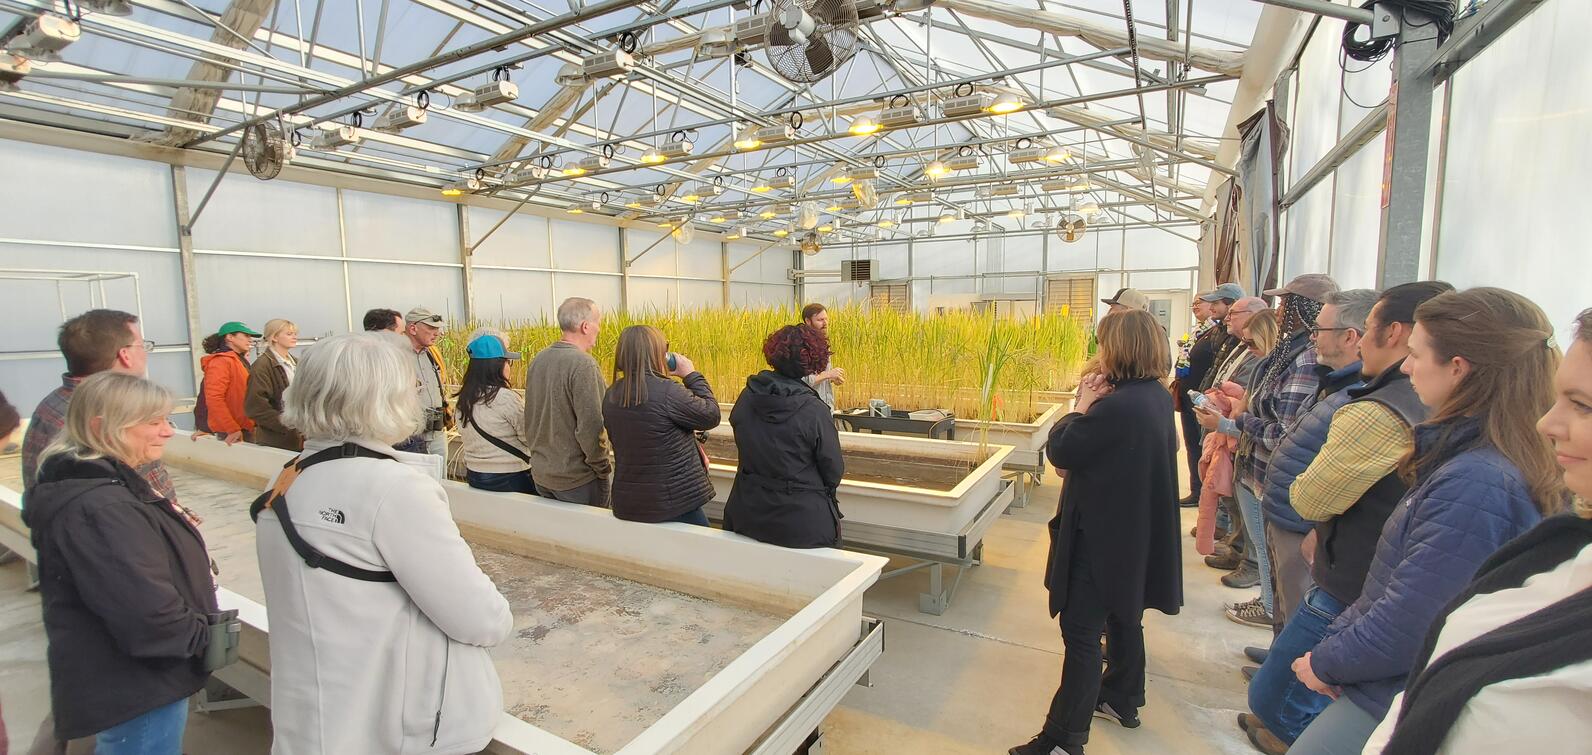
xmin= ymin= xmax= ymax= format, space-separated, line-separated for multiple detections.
xmin=603 ymin=325 xmax=721 ymax=526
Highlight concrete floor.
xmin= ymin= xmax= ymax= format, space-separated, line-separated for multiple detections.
xmin=0 ymin=422 xmax=1267 ymax=754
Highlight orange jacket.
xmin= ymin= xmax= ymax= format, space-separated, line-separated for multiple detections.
xmin=200 ymin=350 xmax=255 ymax=434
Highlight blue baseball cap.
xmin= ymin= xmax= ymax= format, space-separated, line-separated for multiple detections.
xmin=467 ymin=334 xmax=520 ymax=360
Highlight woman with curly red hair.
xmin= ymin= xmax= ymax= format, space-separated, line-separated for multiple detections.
xmin=723 ymin=324 xmax=846 ymax=548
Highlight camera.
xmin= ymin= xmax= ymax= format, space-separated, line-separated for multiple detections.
xmin=423 ymin=407 xmax=446 ymax=432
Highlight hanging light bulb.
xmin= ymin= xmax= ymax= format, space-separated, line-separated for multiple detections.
xmin=750 ymin=179 xmax=774 ymax=193
xmin=986 ymin=92 xmax=1028 ymax=115
xmin=924 ymin=160 xmax=949 ymax=179
xmin=1044 ymin=146 xmax=1071 ymax=164
xmin=772 ymin=227 xmax=791 ymax=238
xmin=759 ymin=207 xmax=779 ymax=220
xmin=877 ymin=218 xmax=897 ymax=229
xmin=639 ymin=147 xmax=667 ymax=165
xmin=848 ymin=115 xmax=882 ymax=136
xmin=1007 ymin=204 xmax=1029 ymax=220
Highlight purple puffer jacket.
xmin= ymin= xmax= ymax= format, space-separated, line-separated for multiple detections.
xmin=1307 ymin=417 xmax=1542 ymax=719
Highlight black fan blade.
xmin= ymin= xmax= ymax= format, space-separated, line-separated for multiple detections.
xmin=768 ymin=21 xmax=791 ymax=47
xmin=804 ymin=36 xmax=834 ymax=75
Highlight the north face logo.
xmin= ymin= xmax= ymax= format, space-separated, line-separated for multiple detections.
xmin=319 ymin=508 xmax=345 ymax=524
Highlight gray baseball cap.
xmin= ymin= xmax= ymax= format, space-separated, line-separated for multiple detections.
xmin=1199 ymin=282 xmax=1246 ymax=302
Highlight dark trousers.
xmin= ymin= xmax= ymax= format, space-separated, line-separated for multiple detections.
xmin=663 ymin=506 xmax=710 ymax=527
xmin=466 ymin=469 xmax=536 ymax=494
xmin=536 ymin=478 xmax=611 ymax=508
xmin=1044 ymin=539 xmax=1147 ymax=746
xmin=1177 ymin=404 xmax=1203 ymax=498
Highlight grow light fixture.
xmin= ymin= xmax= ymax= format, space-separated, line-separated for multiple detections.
xmin=877 ymin=218 xmax=897 ymax=229
xmin=749 ymin=123 xmax=795 ymax=146
xmin=505 ymin=165 xmax=548 ymax=184
xmin=1078 ymin=200 xmax=1102 ymax=216
xmin=896 ymin=191 xmax=932 ymax=206
xmin=940 ymin=92 xmax=990 ymax=118
xmin=372 ymin=104 xmax=427 ymax=133
xmin=1007 ymin=204 xmax=1030 ymax=220
xmin=879 ymin=104 xmax=922 ymax=128
xmin=562 ymin=154 xmax=608 ymax=176
xmin=310 ymin=125 xmax=360 ymax=150
xmin=681 ymin=183 xmax=722 ymax=203
xmin=724 ymin=226 xmax=746 ymax=240
xmin=709 ymin=209 xmax=740 ymax=223
xmin=1044 ymin=146 xmax=1072 ymax=164
xmin=848 ymin=115 xmax=882 ymax=136
xmin=923 ymin=160 xmax=949 ymax=179
xmin=847 ymin=166 xmax=879 ymax=183
xmin=977 ymin=184 xmax=1019 ymax=198
xmin=0 ymin=54 xmax=30 ymax=91
xmin=661 ymin=136 xmax=694 ymax=158
xmin=943 ymin=154 xmax=981 ymax=172
xmin=733 ymin=126 xmax=763 ymax=151
xmin=580 ymin=49 xmax=636 ymax=80
xmin=772 ymin=227 xmax=791 ymax=237
xmin=453 ymin=80 xmax=519 ymax=112
xmin=830 ymin=167 xmax=853 ymax=185
xmin=639 ymin=147 xmax=667 ymax=165
xmin=439 ymin=177 xmax=481 ymax=196
xmin=1008 ymin=146 xmax=1050 ymax=165
xmin=937 ymin=210 xmax=961 ymax=224
xmin=751 ymin=174 xmax=794 ymax=193
xmin=817 ymin=224 xmax=834 ymax=233
xmin=7 ymin=13 xmax=79 ymax=62
xmin=1041 ymin=176 xmax=1090 ymax=193
xmin=986 ymin=92 xmax=1027 ymax=115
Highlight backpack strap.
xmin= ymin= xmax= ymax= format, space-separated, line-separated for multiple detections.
xmin=249 ymin=443 xmax=399 ymax=583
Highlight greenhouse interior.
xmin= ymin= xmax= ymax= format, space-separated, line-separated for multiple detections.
xmin=0 ymin=0 xmax=1588 ymax=753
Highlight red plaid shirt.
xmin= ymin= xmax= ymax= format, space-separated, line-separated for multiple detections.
xmin=21 ymin=374 xmax=178 ymax=505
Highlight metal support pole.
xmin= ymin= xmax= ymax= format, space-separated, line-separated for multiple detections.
xmin=1248 ymin=0 xmax=1374 ymax=24
xmin=458 ymin=204 xmax=475 ymax=324
xmin=168 ymin=165 xmax=205 ymax=391
xmin=336 ymin=188 xmax=353 ymax=332
xmin=618 ymin=227 xmax=630 ymax=314
xmin=1377 ymin=10 xmax=1442 ymax=288
xmin=721 ymin=240 xmax=730 ymax=308
xmin=183 ymin=135 xmax=246 ymax=233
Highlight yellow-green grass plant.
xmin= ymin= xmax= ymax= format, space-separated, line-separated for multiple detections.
xmin=439 ymin=304 xmax=1088 ymax=424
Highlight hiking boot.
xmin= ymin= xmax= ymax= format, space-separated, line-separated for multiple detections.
xmin=1093 ymin=701 xmax=1140 ymax=729
xmin=1205 ymin=551 xmax=1241 ymax=570
xmin=1227 ymin=597 xmax=1273 ymax=627
xmin=1246 ymin=722 xmax=1289 ymax=755
xmin=1222 ymin=563 xmax=1262 ymax=588
xmin=1009 ymin=733 xmax=1083 ymax=755
xmin=1237 ymin=713 xmax=1262 ymax=733
xmin=1244 ymin=646 xmax=1270 ymax=664
xmin=1179 ymin=494 xmax=1200 ymax=508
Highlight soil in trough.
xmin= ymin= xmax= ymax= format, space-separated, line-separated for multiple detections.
xmin=703 ymin=436 xmax=976 ymax=492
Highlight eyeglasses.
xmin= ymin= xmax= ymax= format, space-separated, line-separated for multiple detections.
xmin=1308 ymin=326 xmax=1356 ymax=336
xmin=126 ymin=339 xmax=155 ymax=352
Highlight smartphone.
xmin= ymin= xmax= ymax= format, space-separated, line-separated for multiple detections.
xmin=1186 ymin=390 xmax=1210 ymax=410
xmin=666 ymin=352 xmax=678 ymax=371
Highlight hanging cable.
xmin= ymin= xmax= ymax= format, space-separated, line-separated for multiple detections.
xmin=1343 ymin=0 xmax=1457 ymax=63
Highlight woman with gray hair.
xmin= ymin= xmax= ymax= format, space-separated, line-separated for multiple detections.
xmin=23 ymin=371 xmax=219 ymax=752
xmin=254 ymin=332 xmax=513 ymax=754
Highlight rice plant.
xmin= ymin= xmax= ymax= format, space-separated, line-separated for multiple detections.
xmin=440 ymin=304 xmax=1088 ymax=423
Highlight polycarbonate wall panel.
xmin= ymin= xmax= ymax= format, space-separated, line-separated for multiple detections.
xmin=677 ymin=280 xmax=722 ymax=310
xmin=0 ymin=244 xmax=186 ymax=348
xmin=1328 ymin=141 xmax=1385 ymax=289
xmin=627 ymin=278 xmax=678 ymax=311
xmin=468 ymin=209 xmax=551 ymax=268
xmin=194 ymin=254 xmax=349 ymax=337
xmin=728 ymin=243 xmax=790 ymax=285
xmin=552 ymin=273 xmax=622 ymax=314
xmin=473 ymin=270 xmax=554 ymax=323
xmin=1287 ymin=21 xmax=1347 ymax=189
xmin=1283 ymin=184 xmax=1333 ymax=281
xmin=185 ymin=168 xmax=341 ymax=256
xmin=342 ymin=191 xmax=456 ymax=263
xmin=625 ymin=230 xmax=678 ymax=278
xmin=1121 ymin=228 xmax=1199 ymax=270
xmin=551 ymin=220 xmax=620 ymax=273
xmin=0 ymin=141 xmax=176 ymax=248
xmin=678 ymin=238 xmax=724 ymax=280
xmin=346 ymin=262 xmax=465 ymax=325
xmin=729 ymin=283 xmax=793 ymax=308
xmin=1434 ymin=0 xmax=1592 ymax=345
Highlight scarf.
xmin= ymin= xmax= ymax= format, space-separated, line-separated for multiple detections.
xmin=1382 ymin=515 xmax=1592 ymax=755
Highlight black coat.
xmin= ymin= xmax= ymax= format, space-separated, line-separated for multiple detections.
xmin=603 ymin=371 xmax=722 ymax=522
xmin=1044 ymin=378 xmax=1183 ymax=618
xmin=22 ymin=455 xmax=218 ymax=740
xmin=723 ymin=371 xmax=845 ymax=549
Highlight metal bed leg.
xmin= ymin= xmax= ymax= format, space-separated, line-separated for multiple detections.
xmin=920 ymin=563 xmax=949 ymax=615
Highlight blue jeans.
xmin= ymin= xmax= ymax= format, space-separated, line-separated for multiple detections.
xmin=96 ymin=698 xmax=187 ymax=755
xmin=1236 ymin=484 xmax=1273 ymax=615
xmin=1248 ymin=586 xmax=1348 ymax=743
xmin=467 ymin=469 xmax=536 ymax=494
xmin=663 ymin=506 xmax=710 ymax=527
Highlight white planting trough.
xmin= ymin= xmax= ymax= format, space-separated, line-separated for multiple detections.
xmin=1 ymin=438 xmax=886 ymax=755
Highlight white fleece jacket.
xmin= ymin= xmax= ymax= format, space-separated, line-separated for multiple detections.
xmin=256 ymin=438 xmax=513 ymax=755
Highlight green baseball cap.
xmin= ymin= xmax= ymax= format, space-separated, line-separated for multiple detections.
xmin=217 ymin=321 xmax=261 ymax=337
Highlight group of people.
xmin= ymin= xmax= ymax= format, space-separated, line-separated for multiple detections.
xmin=1013 ymin=278 xmax=1591 ymax=755
xmin=12 ymin=297 xmax=856 ymax=752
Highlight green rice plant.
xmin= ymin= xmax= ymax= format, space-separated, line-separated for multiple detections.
xmin=439 ymin=304 xmax=1088 ymax=423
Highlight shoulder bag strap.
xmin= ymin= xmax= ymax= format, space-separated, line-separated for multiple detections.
xmin=248 ymin=443 xmax=399 ymax=583
xmin=468 ymin=413 xmax=530 ymax=463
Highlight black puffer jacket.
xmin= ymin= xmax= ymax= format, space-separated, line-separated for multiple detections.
xmin=23 ymin=455 xmax=218 ymax=740
xmin=723 ymin=371 xmax=845 ymax=549
xmin=603 ymin=371 xmax=722 ymax=522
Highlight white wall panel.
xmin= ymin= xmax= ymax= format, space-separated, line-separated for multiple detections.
xmin=728 ymin=243 xmax=790 ymax=284
xmin=627 ymin=278 xmax=678 ymax=311
xmin=473 ymin=270 xmax=553 ymax=323
xmin=729 ymin=283 xmax=793 ymax=308
xmin=186 ymin=168 xmax=341 ymax=255
xmin=677 ymin=280 xmax=722 ymax=310
xmin=0 ymin=244 xmax=187 ymax=346
xmin=1121 ymin=228 xmax=1199 ymax=269
xmin=625 ymin=230 xmax=678 ymax=277
xmin=677 ymin=238 xmax=723 ymax=280
xmin=0 ymin=141 xmax=176 ymax=248
xmin=194 ymin=254 xmax=347 ymax=337
xmin=551 ymin=219 xmax=620 ymax=273
xmin=346 ymin=262 xmax=464 ymax=324
xmin=805 ymin=282 xmax=866 ymax=307
xmin=1287 ymin=20 xmax=1347 ymax=188
xmin=468 ymin=209 xmax=550 ymax=268
xmin=1283 ymin=184 xmax=1333 ymax=280
xmin=1434 ymin=0 xmax=1592 ymax=345
xmin=1328 ymin=141 xmax=1384 ymax=290
xmin=342 ymin=191 xmax=456 ymax=263
xmin=552 ymin=273 xmax=622 ymax=314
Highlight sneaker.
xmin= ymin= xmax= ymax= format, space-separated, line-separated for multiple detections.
xmin=1179 ymin=494 xmax=1200 ymax=508
xmin=1246 ymin=722 xmax=1289 ymax=755
xmin=1009 ymin=733 xmax=1083 ymax=755
xmin=1093 ymin=701 xmax=1140 ymax=729
xmin=1205 ymin=551 xmax=1241 ymax=570
xmin=1222 ymin=563 xmax=1261 ymax=588
xmin=1226 ymin=597 xmax=1273 ymax=628
xmin=1244 ymin=646 xmax=1270 ymax=664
